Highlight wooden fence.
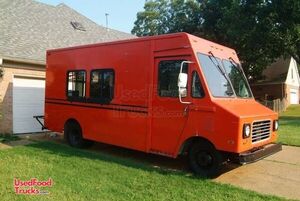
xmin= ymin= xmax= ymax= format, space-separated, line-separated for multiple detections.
xmin=258 ymin=99 xmax=286 ymax=113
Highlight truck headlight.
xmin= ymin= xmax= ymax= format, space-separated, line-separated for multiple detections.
xmin=243 ymin=124 xmax=251 ymax=139
xmin=273 ymin=120 xmax=279 ymax=131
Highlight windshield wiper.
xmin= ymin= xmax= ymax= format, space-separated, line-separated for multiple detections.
xmin=208 ymin=51 xmax=227 ymax=76
xmin=208 ymin=51 xmax=236 ymax=97
xmin=228 ymin=57 xmax=254 ymax=98
xmin=229 ymin=57 xmax=243 ymax=72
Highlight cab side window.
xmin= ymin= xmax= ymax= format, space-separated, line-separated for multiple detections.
xmin=191 ymin=71 xmax=205 ymax=98
xmin=90 ymin=69 xmax=114 ymax=102
xmin=67 ymin=71 xmax=86 ymax=99
xmin=158 ymin=60 xmax=188 ymax=97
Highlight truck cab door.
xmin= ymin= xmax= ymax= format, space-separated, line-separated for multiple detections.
xmin=150 ymin=56 xmax=192 ymax=156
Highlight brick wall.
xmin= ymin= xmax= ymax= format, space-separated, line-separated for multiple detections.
xmin=251 ymin=83 xmax=285 ymax=100
xmin=251 ymin=82 xmax=300 ymax=108
xmin=0 ymin=66 xmax=45 ymax=134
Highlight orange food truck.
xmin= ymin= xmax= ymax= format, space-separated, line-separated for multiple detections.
xmin=44 ymin=33 xmax=282 ymax=177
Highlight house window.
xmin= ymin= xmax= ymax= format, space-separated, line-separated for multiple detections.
xmin=67 ymin=71 xmax=86 ymax=98
xmin=90 ymin=69 xmax=114 ymax=102
xmin=158 ymin=60 xmax=188 ymax=97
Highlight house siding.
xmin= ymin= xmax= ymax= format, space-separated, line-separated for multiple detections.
xmin=251 ymin=57 xmax=300 ymax=109
xmin=286 ymin=58 xmax=300 ymax=88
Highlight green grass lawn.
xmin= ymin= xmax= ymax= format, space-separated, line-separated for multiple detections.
xmin=0 ymin=141 xmax=284 ymax=201
xmin=278 ymin=105 xmax=300 ymax=146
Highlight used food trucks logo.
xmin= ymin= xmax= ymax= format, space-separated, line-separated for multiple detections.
xmin=14 ymin=178 xmax=53 ymax=195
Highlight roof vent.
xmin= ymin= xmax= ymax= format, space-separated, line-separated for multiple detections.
xmin=70 ymin=21 xmax=86 ymax=31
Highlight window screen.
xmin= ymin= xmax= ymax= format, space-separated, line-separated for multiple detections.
xmin=158 ymin=60 xmax=188 ymax=97
xmin=67 ymin=71 xmax=86 ymax=98
xmin=90 ymin=69 xmax=114 ymax=101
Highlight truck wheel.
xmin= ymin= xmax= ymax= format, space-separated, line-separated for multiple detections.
xmin=188 ymin=140 xmax=222 ymax=178
xmin=64 ymin=121 xmax=93 ymax=148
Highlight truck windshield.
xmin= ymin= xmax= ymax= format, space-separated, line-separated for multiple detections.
xmin=222 ymin=60 xmax=252 ymax=98
xmin=197 ymin=53 xmax=252 ymax=98
xmin=198 ymin=53 xmax=234 ymax=97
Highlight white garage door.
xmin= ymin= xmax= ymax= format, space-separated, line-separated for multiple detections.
xmin=13 ymin=76 xmax=45 ymax=134
xmin=290 ymin=89 xmax=299 ymax=104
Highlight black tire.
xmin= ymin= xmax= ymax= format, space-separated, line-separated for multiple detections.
xmin=188 ymin=140 xmax=222 ymax=178
xmin=64 ymin=121 xmax=93 ymax=148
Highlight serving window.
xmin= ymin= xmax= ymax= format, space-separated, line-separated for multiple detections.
xmin=67 ymin=70 xmax=86 ymax=99
xmin=90 ymin=69 xmax=114 ymax=102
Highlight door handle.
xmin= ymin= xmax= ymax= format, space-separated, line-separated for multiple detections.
xmin=183 ymin=105 xmax=189 ymax=116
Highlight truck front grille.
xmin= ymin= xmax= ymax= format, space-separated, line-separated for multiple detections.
xmin=252 ymin=120 xmax=271 ymax=143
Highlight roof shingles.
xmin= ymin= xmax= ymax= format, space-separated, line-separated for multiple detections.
xmin=0 ymin=0 xmax=135 ymax=62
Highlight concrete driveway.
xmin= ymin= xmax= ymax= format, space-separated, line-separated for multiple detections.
xmin=215 ymin=145 xmax=300 ymax=200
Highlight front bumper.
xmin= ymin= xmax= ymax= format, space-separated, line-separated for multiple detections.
xmin=235 ymin=143 xmax=282 ymax=164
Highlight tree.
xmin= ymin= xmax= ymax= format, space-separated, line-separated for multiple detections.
xmin=132 ymin=0 xmax=202 ymax=36
xmin=200 ymin=0 xmax=300 ymax=80
xmin=132 ymin=0 xmax=168 ymax=36
xmin=132 ymin=0 xmax=300 ymax=81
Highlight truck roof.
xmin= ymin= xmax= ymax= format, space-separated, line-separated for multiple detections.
xmin=46 ymin=32 xmax=236 ymax=55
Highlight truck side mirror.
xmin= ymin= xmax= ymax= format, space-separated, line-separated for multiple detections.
xmin=179 ymin=87 xmax=187 ymax=98
xmin=178 ymin=73 xmax=188 ymax=98
xmin=178 ymin=73 xmax=188 ymax=88
xmin=178 ymin=61 xmax=193 ymax=104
